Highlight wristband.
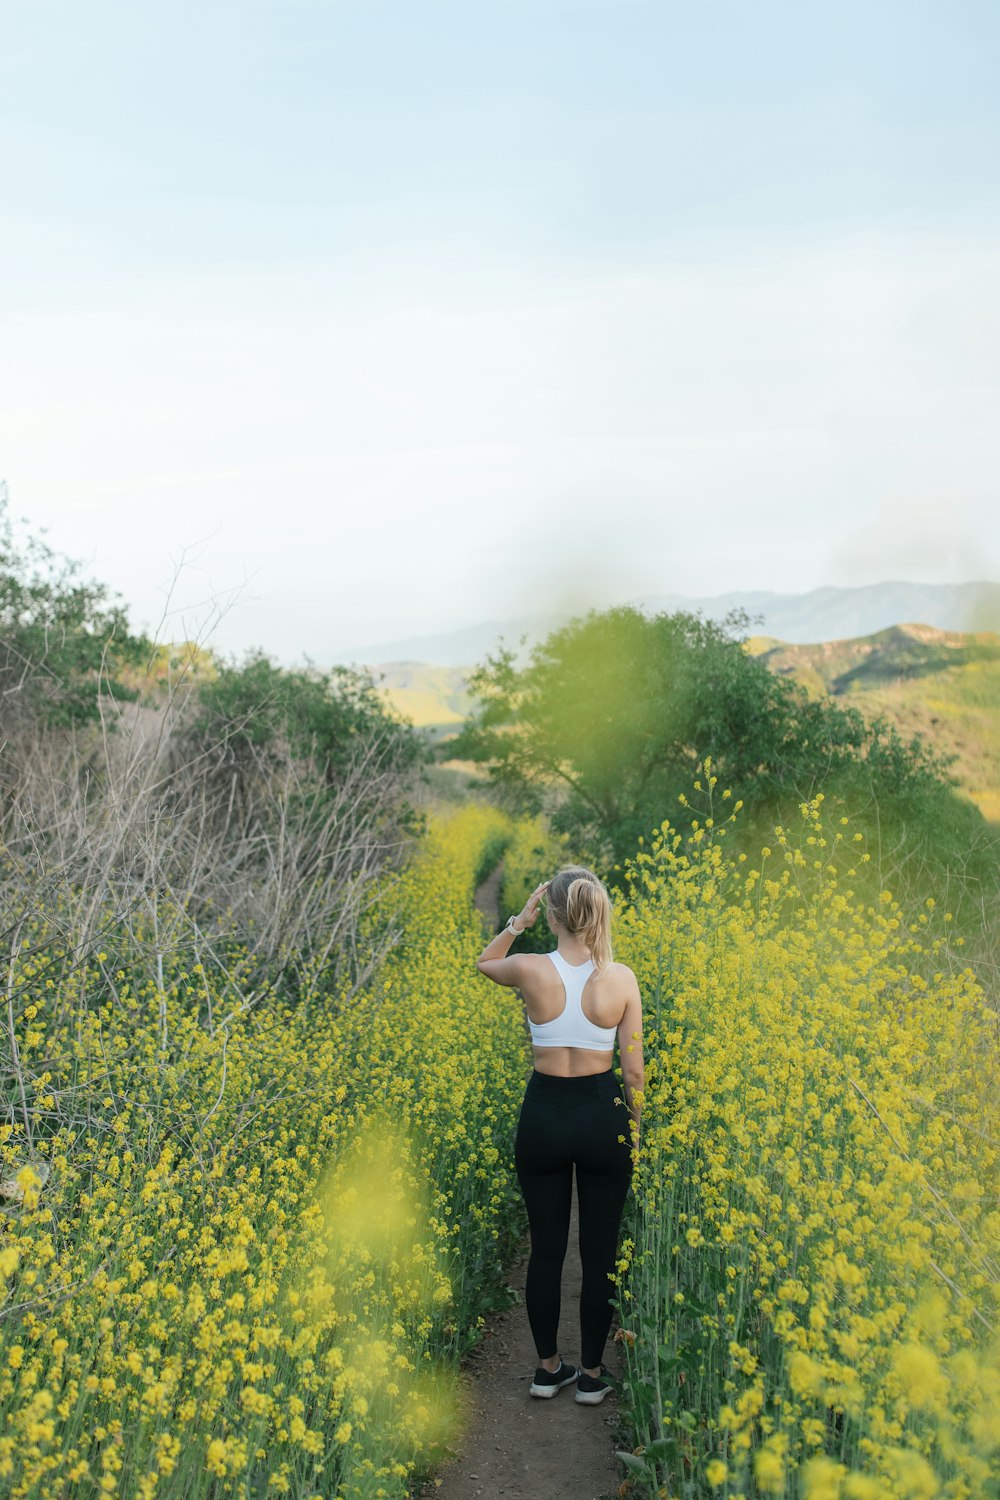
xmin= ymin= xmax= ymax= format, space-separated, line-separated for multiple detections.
xmin=505 ymin=913 xmax=524 ymax=937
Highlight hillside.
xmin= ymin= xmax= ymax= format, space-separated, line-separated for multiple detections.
xmin=372 ymin=662 xmax=474 ymax=734
xmin=748 ymin=622 xmax=1000 ymax=823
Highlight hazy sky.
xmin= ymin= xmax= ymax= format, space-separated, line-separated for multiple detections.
xmin=2 ymin=1 xmax=998 ymax=663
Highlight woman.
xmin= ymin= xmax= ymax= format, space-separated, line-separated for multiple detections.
xmin=476 ymin=864 xmax=644 ymax=1405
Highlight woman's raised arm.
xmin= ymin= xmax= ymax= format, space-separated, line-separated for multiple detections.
xmin=475 ymin=881 xmax=549 ymax=987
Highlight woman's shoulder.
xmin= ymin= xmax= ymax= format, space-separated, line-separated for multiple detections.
xmin=607 ymin=959 xmax=641 ymax=993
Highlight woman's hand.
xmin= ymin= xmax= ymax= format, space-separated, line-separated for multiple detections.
xmin=517 ymin=881 xmax=550 ymax=929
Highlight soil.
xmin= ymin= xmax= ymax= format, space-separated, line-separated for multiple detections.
xmin=473 ymin=857 xmax=505 ymax=930
xmin=412 ymin=1183 xmax=629 ymax=1500
xmin=409 ymin=860 xmax=630 ymax=1500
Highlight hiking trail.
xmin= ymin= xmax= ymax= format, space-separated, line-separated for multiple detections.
xmin=413 ymin=859 xmax=627 ymax=1500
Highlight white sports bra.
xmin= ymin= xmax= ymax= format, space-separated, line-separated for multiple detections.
xmin=527 ymin=950 xmax=618 ymax=1051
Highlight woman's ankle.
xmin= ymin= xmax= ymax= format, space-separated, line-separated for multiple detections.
xmin=581 ymin=1363 xmax=600 ymax=1378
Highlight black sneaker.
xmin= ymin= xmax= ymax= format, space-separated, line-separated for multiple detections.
xmin=529 ymin=1358 xmax=579 ymax=1398
xmin=575 ymin=1364 xmax=614 ymax=1404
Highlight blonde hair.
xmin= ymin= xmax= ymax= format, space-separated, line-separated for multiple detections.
xmin=546 ymin=864 xmax=614 ymax=975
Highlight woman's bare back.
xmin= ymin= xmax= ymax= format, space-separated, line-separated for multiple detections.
xmin=519 ymin=955 xmax=636 ymax=1077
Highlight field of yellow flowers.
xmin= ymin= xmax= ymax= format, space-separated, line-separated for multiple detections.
xmin=4 ymin=772 xmax=997 ymax=1500
xmin=611 ymin=763 xmax=999 ymax=1500
xmin=0 ymin=805 xmax=541 ymax=1499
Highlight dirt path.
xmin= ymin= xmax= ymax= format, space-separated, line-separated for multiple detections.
xmin=415 ymin=1180 xmax=627 ymax=1500
xmin=473 ymin=855 xmax=505 ymax=931
xmin=411 ymin=861 xmax=628 ymax=1499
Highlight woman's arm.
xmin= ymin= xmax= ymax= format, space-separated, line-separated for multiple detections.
xmin=475 ymin=881 xmax=549 ymax=988
xmin=617 ymin=971 xmax=645 ymax=1139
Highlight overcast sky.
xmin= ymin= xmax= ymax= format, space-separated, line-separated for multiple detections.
xmin=2 ymin=1 xmax=998 ymax=664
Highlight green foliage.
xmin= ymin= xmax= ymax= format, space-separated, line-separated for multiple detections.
xmin=183 ymin=648 xmax=430 ymax=845
xmin=496 ymin=816 xmax=567 ymax=954
xmin=0 ymin=492 xmax=151 ymax=726
xmin=472 ymin=827 xmax=512 ymax=889
xmin=190 ymin=649 xmax=422 ymax=777
xmin=450 ymin=604 xmax=977 ymax=889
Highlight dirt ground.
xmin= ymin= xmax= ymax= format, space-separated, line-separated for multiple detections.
xmin=413 ymin=1182 xmax=629 ymax=1500
xmin=474 ymin=857 xmax=505 ymax=931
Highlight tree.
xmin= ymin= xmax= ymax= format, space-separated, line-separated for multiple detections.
xmin=449 ymin=604 xmax=966 ymax=875
xmin=0 ymin=490 xmax=150 ymax=728
xmin=182 ymin=649 xmax=428 ymax=842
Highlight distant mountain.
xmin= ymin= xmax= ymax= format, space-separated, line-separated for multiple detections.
xmin=332 ymin=580 xmax=1000 ymax=670
xmin=750 ymin=621 xmax=1000 ymax=824
xmin=367 ymin=662 xmax=474 ymax=730
xmin=747 ymin=620 xmax=1000 ymax=692
xmin=332 ymin=613 xmax=571 ymax=670
xmin=632 ymin=581 xmax=1000 ymax=645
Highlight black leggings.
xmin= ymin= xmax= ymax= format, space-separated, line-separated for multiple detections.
xmin=514 ymin=1067 xmax=633 ymax=1370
